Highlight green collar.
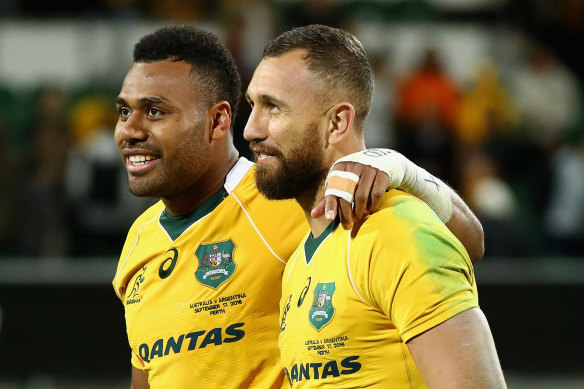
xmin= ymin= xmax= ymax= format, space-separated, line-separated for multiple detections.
xmin=160 ymin=187 xmax=228 ymax=241
xmin=304 ymin=218 xmax=341 ymax=264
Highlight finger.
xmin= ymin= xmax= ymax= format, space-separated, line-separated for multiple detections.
xmin=311 ymin=197 xmax=327 ymax=218
xmin=353 ymin=167 xmax=376 ymax=219
xmin=329 ymin=161 xmax=360 ymax=224
xmin=324 ymin=170 xmax=359 ymax=221
xmin=333 ymin=161 xmax=352 ymax=172
xmin=368 ymin=171 xmax=390 ymax=212
xmin=324 ymin=195 xmax=338 ymax=220
xmin=338 ymin=198 xmax=354 ymax=229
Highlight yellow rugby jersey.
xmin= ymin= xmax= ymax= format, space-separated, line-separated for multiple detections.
xmin=278 ymin=190 xmax=478 ymax=388
xmin=113 ymin=158 xmax=307 ymax=388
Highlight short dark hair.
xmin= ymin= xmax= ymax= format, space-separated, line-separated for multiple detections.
xmin=134 ymin=25 xmax=242 ymax=124
xmin=263 ymin=24 xmax=373 ymax=130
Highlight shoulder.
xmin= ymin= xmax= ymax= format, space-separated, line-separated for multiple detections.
xmin=113 ymin=201 xmax=165 ymax=300
xmin=227 ymin=158 xmax=308 ymax=261
xmin=355 ymin=189 xmax=469 ymax=263
xmin=127 ymin=200 xmax=165 ymax=235
xmin=362 ymin=189 xmax=443 ymax=234
xmin=347 ymin=191 xmax=476 ymax=332
xmin=230 ymin=158 xmax=304 ymax=218
xmin=228 ymin=159 xmax=302 ymax=217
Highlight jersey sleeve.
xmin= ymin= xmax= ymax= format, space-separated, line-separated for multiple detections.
xmin=131 ymin=350 xmax=146 ymax=369
xmin=112 ymin=201 xmax=165 ymax=301
xmin=357 ymin=191 xmax=478 ymax=343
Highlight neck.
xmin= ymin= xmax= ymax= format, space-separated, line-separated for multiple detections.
xmin=299 ymin=138 xmax=367 ymax=237
xmin=163 ymin=145 xmax=239 ymax=216
xmin=297 ymin=180 xmax=331 ymax=238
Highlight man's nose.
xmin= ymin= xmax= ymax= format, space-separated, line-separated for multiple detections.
xmin=117 ymin=113 xmax=148 ymax=143
xmin=243 ymin=108 xmax=266 ymax=143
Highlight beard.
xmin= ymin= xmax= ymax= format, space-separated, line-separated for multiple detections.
xmin=254 ymin=122 xmax=327 ymax=201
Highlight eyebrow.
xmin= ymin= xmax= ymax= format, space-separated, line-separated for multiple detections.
xmin=115 ymin=96 xmax=169 ymax=107
xmin=246 ymin=92 xmax=287 ymax=109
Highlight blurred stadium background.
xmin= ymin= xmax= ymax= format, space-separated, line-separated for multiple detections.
xmin=1 ymin=0 xmax=583 ymax=388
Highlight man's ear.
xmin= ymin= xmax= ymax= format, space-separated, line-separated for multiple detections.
xmin=207 ymin=101 xmax=232 ymax=141
xmin=326 ymin=102 xmax=355 ymax=145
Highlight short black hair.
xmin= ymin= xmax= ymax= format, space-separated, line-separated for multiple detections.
xmin=134 ymin=25 xmax=242 ymax=124
xmin=263 ymin=24 xmax=373 ymax=131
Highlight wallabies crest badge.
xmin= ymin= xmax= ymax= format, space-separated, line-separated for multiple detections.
xmin=309 ymin=281 xmax=336 ymax=331
xmin=195 ymin=239 xmax=236 ymax=288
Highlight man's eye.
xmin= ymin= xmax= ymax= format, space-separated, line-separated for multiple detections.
xmin=269 ymin=104 xmax=279 ymax=113
xmin=148 ymin=107 xmax=163 ymax=117
xmin=119 ymin=107 xmax=131 ymax=117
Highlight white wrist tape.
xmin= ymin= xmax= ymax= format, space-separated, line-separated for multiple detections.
xmin=331 ymin=148 xmax=454 ymax=222
xmin=324 ymin=170 xmax=360 ymax=203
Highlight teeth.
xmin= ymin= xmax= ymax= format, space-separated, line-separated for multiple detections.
xmin=259 ymin=153 xmax=269 ymax=158
xmin=129 ymin=155 xmax=154 ymax=165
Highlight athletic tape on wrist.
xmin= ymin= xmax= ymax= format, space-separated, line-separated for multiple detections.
xmin=330 ymin=148 xmax=454 ymax=222
xmin=403 ymin=164 xmax=454 ymax=222
xmin=331 ymin=148 xmax=407 ymax=188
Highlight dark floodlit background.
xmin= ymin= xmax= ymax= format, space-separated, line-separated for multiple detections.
xmin=0 ymin=1 xmax=583 ymax=388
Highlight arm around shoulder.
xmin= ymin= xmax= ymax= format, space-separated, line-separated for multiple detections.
xmin=406 ymin=307 xmax=506 ymax=389
xmin=322 ymin=149 xmax=485 ymax=262
xmin=446 ymin=193 xmax=485 ymax=263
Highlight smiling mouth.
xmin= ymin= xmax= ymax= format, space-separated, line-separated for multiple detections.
xmin=128 ymin=154 xmax=159 ymax=166
xmin=253 ymin=148 xmax=280 ymax=159
xmin=254 ymin=152 xmax=277 ymax=164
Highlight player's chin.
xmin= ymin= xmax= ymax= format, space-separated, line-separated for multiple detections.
xmin=255 ymin=157 xmax=280 ymax=175
xmin=255 ymin=170 xmax=285 ymax=197
xmin=128 ymin=179 xmax=160 ymax=198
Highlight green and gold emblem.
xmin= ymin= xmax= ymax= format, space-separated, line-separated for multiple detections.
xmin=309 ymin=281 xmax=335 ymax=331
xmin=195 ymin=239 xmax=236 ymax=288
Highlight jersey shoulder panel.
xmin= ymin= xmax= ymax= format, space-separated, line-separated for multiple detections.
xmin=229 ymin=164 xmax=308 ymax=263
xmin=112 ymin=200 xmax=166 ymax=300
xmin=127 ymin=200 xmax=166 ymax=238
xmin=360 ymin=189 xmax=468 ymax=258
xmin=349 ymin=189 xmax=478 ymax=342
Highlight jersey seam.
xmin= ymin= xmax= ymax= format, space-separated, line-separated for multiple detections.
xmin=230 ymin=190 xmax=287 ymax=265
xmin=114 ymin=211 xmax=162 ymax=300
xmin=285 ymin=247 xmax=304 ymax=283
xmin=400 ymin=342 xmax=414 ymax=388
xmin=347 ymin=229 xmax=368 ymax=304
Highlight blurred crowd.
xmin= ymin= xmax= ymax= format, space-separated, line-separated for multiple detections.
xmin=0 ymin=0 xmax=583 ymax=259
